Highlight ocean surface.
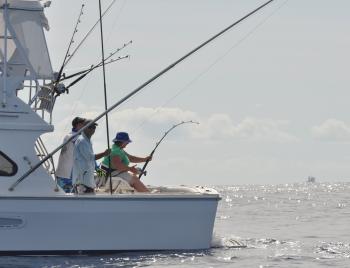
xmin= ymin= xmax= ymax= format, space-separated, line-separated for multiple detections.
xmin=1 ymin=182 xmax=350 ymax=268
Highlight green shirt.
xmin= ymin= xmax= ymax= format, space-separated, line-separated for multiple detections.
xmin=102 ymin=144 xmax=129 ymax=169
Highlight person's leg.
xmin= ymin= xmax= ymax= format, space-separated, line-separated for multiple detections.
xmin=115 ymin=171 xmax=149 ymax=192
xmin=130 ymin=175 xmax=149 ymax=192
xmin=56 ymin=177 xmax=73 ymax=193
xmin=73 ymin=184 xmax=95 ymax=194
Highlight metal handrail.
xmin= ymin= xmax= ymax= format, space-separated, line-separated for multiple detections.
xmin=34 ymin=137 xmax=56 ymax=176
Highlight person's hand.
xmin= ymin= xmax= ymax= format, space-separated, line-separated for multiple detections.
xmin=104 ymin=149 xmax=111 ymax=156
xmin=145 ymin=155 xmax=152 ymax=162
xmin=129 ymin=165 xmax=140 ymax=175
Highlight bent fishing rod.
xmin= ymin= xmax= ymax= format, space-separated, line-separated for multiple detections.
xmin=9 ymin=0 xmax=274 ymax=191
xmin=138 ymin=120 xmax=199 ymax=180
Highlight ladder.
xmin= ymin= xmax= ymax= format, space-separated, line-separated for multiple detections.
xmin=35 ymin=137 xmax=56 ymax=177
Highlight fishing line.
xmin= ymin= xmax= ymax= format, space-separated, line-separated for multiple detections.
xmin=64 ymin=55 xmax=130 ymax=129
xmin=67 ymin=69 xmax=95 ymax=120
xmin=67 ymin=0 xmax=288 ymax=135
xmin=131 ymin=0 xmax=290 ymax=135
xmin=94 ymin=0 xmax=288 ymax=123
xmin=57 ymin=0 xmax=286 ymax=138
xmin=105 ymin=0 xmax=127 ymax=46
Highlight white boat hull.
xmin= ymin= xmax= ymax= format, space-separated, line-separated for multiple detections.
xmin=0 ymin=192 xmax=219 ymax=254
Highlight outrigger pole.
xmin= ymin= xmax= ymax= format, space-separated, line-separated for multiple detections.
xmin=98 ymin=0 xmax=113 ymax=194
xmin=9 ymin=0 xmax=275 ymax=191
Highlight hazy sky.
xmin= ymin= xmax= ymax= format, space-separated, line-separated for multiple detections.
xmin=40 ymin=0 xmax=350 ymax=185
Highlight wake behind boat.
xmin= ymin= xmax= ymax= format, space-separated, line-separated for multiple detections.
xmin=0 ymin=0 xmax=220 ymax=254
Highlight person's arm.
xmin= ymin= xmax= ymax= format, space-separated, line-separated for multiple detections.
xmin=95 ymin=149 xmax=110 ymax=160
xmin=60 ymin=135 xmax=70 ymax=153
xmin=126 ymin=152 xmax=152 ymax=163
xmin=112 ymin=156 xmax=139 ymax=175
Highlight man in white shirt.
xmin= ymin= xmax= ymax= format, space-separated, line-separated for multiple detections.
xmin=72 ymin=120 xmax=110 ymax=194
xmin=56 ymin=117 xmax=85 ymax=193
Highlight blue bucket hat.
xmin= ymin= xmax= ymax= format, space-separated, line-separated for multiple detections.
xmin=113 ymin=132 xmax=132 ymax=143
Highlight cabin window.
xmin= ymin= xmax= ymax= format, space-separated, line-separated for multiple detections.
xmin=0 ymin=151 xmax=18 ymax=176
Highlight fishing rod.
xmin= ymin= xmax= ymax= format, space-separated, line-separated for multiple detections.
xmin=54 ymin=4 xmax=85 ymax=88
xmin=60 ymin=40 xmax=132 ymax=82
xmin=138 ymin=121 xmax=199 ymax=180
xmin=53 ymin=1 xmax=117 ymax=95
xmin=62 ymin=55 xmax=128 ymax=81
xmin=64 ymin=55 xmax=129 ymax=91
xmin=63 ymin=0 xmax=117 ymax=68
xmin=9 ymin=0 xmax=275 ymax=191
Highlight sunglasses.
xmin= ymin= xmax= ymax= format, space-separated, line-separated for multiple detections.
xmin=88 ymin=125 xmax=96 ymax=130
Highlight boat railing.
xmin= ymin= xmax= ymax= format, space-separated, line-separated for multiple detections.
xmin=16 ymin=79 xmax=55 ymax=124
xmin=34 ymin=137 xmax=56 ymax=177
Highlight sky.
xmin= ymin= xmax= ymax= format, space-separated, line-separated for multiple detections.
xmin=37 ymin=0 xmax=350 ymax=185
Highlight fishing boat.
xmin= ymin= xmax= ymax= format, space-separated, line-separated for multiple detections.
xmin=0 ymin=0 xmax=220 ymax=254
xmin=0 ymin=0 xmax=275 ymax=254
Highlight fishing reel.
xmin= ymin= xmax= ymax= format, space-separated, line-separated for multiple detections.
xmin=55 ymin=83 xmax=69 ymax=95
xmin=136 ymin=167 xmax=147 ymax=176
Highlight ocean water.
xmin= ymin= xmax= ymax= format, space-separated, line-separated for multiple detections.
xmin=1 ymin=182 xmax=350 ymax=267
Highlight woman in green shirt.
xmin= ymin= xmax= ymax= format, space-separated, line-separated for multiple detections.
xmin=101 ymin=132 xmax=151 ymax=192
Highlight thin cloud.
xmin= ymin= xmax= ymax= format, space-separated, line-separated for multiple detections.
xmin=43 ymin=105 xmax=298 ymax=151
xmin=312 ymin=119 xmax=350 ymax=142
xmin=108 ymin=109 xmax=298 ymax=143
xmin=192 ymin=115 xmax=298 ymax=143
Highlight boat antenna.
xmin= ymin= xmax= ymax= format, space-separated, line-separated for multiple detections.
xmin=9 ymin=0 xmax=275 ymax=191
xmin=138 ymin=121 xmax=199 ymax=180
xmin=54 ymin=3 xmax=85 ymax=86
xmin=63 ymin=0 xmax=117 ymax=68
xmin=98 ymin=0 xmax=113 ymax=194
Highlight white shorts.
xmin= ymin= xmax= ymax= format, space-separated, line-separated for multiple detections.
xmin=110 ymin=170 xmax=134 ymax=184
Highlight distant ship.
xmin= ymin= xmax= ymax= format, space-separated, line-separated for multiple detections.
xmin=307 ymin=176 xmax=316 ymax=183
